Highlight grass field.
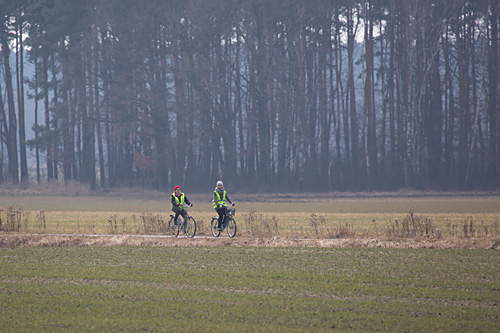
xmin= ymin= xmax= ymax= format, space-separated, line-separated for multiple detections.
xmin=1 ymin=194 xmax=500 ymax=331
xmin=1 ymin=246 xmax=499 ymax=331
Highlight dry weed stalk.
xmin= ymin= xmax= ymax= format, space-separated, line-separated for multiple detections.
xmin=132 ymin=214 xmax=139 ymax=233
xmin=385 ymin=210 xmax=441 ymax=239
xmin=309 ymin=214 xmax=355 ymax=238
xmin=463 ymin=216 xmax=476 ymax=238
xmin=137 ymin=212 xmax=168 ymax=234
xmin=332 ymin=223 xmax=355 ymax=238
xmin=196 ymin=219 xmax=206 ymax=235
xmin=36 ymin=210 xmax=46 ymax=233
xmin=243 ymin=211 xmax=280 ymax=237
xmin=492 ymin=221 xmax=500 ymax=237
xmin=372 ymin=218 xmax=379 ymax=236
xmin=0 ymin=206 xmax=30 ymax=232
xmin=121 ymin=217 xmax=127 ymax=233
xmin=445 ymin=216 xmax=497 ymax=238
xmin=108 ymin=215 xmax=119 ymax=234
xmin=384 ymin=211 xmax=499 ymax=239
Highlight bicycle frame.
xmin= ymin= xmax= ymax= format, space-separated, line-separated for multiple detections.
xmin=211 ymin=207 xmax=237 ymax=238
xmin=169 ymin=209 xmax=196 ymax=238
xmin=171 ymin=212 xmax=189 ymax=226
xmin=222 ymin=208 xmax=235 ymax=228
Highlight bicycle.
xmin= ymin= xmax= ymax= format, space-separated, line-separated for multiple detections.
xmin=168 ymin=207 xmax=196 ymax=238
xmin=211 ymin=205 xmax=237 ymax=238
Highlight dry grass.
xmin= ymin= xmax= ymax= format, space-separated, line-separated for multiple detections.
xmin=1 ymin=233 xmax=499 ymax=249
xmin=243 ymin=211 xmax=280 ymax=237
xmin=0 ymin=194 xmax=499 ymax=248
xmin=378 ymin=210 xmax=441 ymax=238
xmin=2 ymin=205 xmax=499 ymax=242
xmin=307 ymin=213 xmax=355 ymax=238
xmin=0 ymin=206 xmax=30 ymax=232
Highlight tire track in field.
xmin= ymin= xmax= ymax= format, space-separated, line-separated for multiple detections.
xmin=2 ymin=276 xmax=500 ymax=310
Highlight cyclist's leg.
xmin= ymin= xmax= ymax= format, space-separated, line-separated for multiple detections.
xmin=172 ymin=206 xmax=181 ymax=224
xmin=221 ymin=207 xmax=228 ymax=228
xmin=216 ymin=207 xmax=225 ymax=228
xmin=180 ymin=209 xmax=188 ymax=222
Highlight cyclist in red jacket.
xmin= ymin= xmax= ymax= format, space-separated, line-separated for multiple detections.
xmin=171 ymin=185 xmax=192 ymax=224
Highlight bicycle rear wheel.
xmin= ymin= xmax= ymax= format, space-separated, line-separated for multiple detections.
xmin=227 ymin=218 xmax=237 ymax=238
xmin=184 ymin=216 xmax=196 ymax=238
xmin=169 ymin=217 xmax=180 ymax=237
xmin=210 ymin=217 xmax=221 ymax=237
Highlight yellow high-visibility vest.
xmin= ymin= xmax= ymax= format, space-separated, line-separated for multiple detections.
xmin=213 ymin=190 xmax=227 ymax=208
xmin=172 ymin=193 xmax=186 ymax=210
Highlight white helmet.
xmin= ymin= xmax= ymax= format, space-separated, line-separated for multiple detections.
xmin=217 ymin=181 xmax=223 ymax=187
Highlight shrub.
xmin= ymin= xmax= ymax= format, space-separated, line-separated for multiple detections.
xmin=243 ymin=211 xmax=280 ymax=237
xmin=384 ymin=210 xmax=441 ymax=239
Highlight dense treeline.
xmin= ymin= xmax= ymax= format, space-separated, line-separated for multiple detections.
xmin=0 ymin=0 xmax=499 ymax=192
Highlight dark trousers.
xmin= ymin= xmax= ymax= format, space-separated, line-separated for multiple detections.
xmin=172 ymin=206 xmax=187 ymax=223
xmin=216 ymin=207 xmax=228 ymax=227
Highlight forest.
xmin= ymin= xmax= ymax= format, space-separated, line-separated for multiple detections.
xmin=0 ymin=0 xmax=499 ymax=192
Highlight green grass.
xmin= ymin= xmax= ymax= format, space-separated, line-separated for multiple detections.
xmin=1 ymin=246 xmax=499 ymax=331
xmin=1 ymin=195 xmax=499 ymax=331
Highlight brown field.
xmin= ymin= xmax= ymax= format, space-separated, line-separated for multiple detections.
xmin=0 ymin=192 xmax=499 ymax=248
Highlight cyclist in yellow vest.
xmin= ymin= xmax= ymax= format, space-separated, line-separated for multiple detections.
xmin=171 ymin=185 xmax=193 ymax=224
xmin=213 ymin=180 xmax=234 ymax=230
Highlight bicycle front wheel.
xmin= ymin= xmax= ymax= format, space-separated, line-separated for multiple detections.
xmin=211 ymin=217 xmax=221 ymax=237
xmin=227 ymin=218 xmax=237 ymax=238
xmin=184 ymin=216 xmax=196 ymax=238
xmin=169 ymin=217 xmax=180 ymax=237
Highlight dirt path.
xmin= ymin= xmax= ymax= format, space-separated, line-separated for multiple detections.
xmin=1 ymin=233 xmax=499 ymax=249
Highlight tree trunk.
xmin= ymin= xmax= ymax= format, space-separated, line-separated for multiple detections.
xmin=93 ymin=26 xmax=105 ymax=188
xmin=318 ymin=11 xmax=331 ymax=189
xmin=488 ymin=0 xmax=499 ymax=185
xmin=0 ymin=79 xmax=8 ymax=183
xmin=399 ymin=0 xmax=411 ymax=186
xmin=42 ymin=54 xmax=53 ymax=181
xmin=253 ymin=2 xmax=270 ymax=188
xmin=364 ymin=1 xmax=378 ymax=183
xmin=16 ymin=19 xmax=28 ymax=184
xmin=347 ymin=6 xmax=360 ymax=188
xmin=61 ymin=56 xmax=72 ymax=183
xmin=50 ymin=55 xmax=59 ymax=180
xmin=456 ymin=10 xmax=470 ymax=185
xmin=443 ymin=28 xmax=455 ymax=184
xmin=0 ymin=26 xmax=19 ymax=183
xmin=388 ymin=1 xmax=397 ymax=187
xmin=86 ymin=45 xmax=96 ymax=191
xmin=335 ymin=9 xmax=349 ymax=189
xmin=34 ymin=59 xmax=41 ymax=184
